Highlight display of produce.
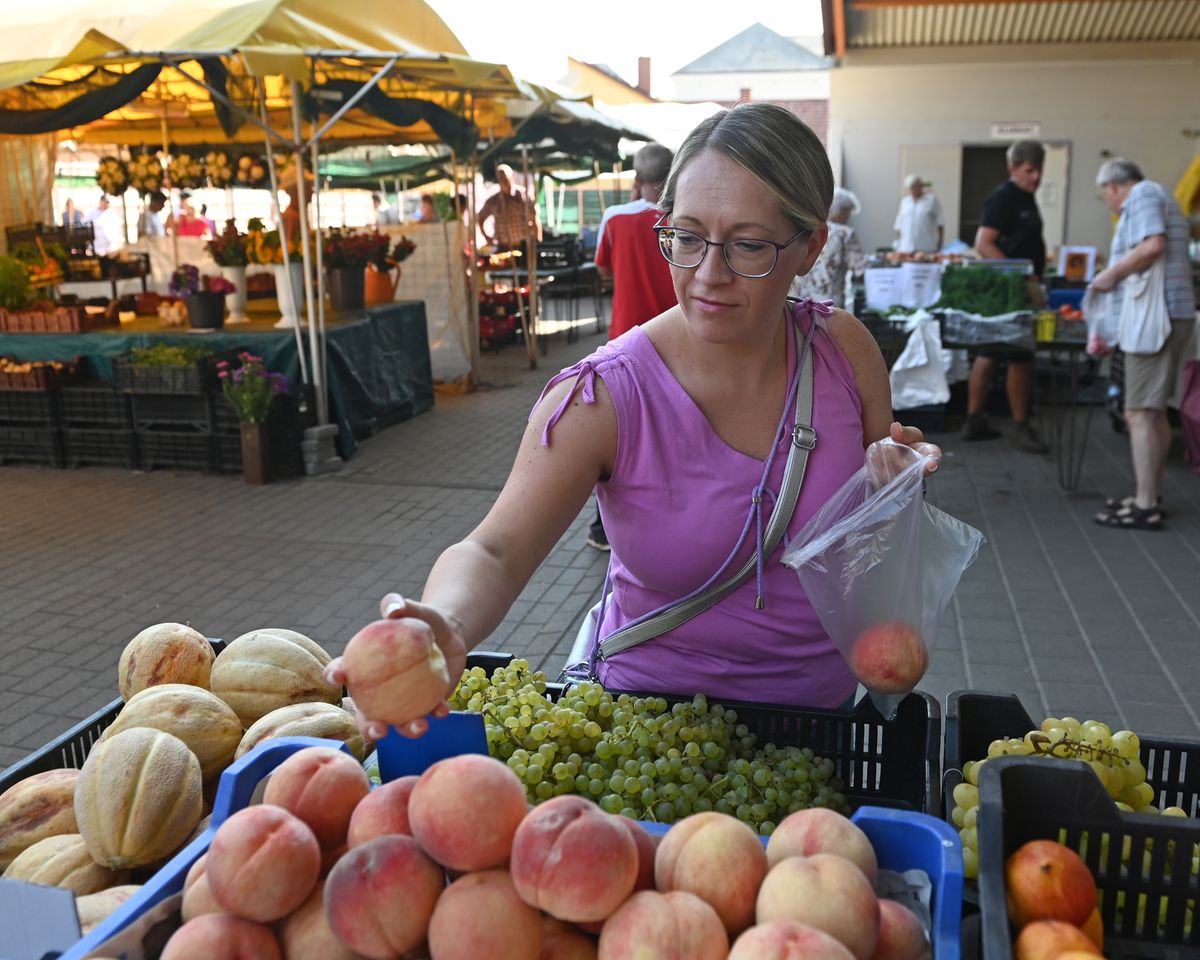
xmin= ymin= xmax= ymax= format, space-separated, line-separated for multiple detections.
xmin=950 ymin=715 xmax=1186 ymax=879
xmin=444 ymin=660 xmax=851 ymax=835
xmin=150 ymin=744 xmax=937 ymax=960
xmin=0 ymin=621 xmax=363 ymax=943
xmin=934 ymin=265 xmax=1032 ymax=315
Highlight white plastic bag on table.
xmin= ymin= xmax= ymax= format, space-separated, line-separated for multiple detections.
xmin=782 ymin=440 xmax=984 ymax=718
xmin=890 ymin=318 xmax=950 ymax=410
xmin=1082 ymin=286 xmax=1117 ymax=357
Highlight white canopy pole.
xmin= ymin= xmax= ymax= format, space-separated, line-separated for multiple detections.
xmin=290 ymin=80 xmax=327 ymax=426
xmin=311 ymin=138 xmax=329 ymax=398
xmin=257 ymin=78 xmax=309 ymax=387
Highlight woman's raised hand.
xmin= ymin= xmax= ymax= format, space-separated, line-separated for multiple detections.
xmin=865 ymin=422 xmax=943 ymax=485
xmin=891 ymin=421 xmax=941 ymax=474
xmin=325 ymin=593 xmax=468 ymax=742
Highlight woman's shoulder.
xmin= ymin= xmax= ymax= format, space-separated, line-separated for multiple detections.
xmin=820 ymin=308 xmax=888 ymax=393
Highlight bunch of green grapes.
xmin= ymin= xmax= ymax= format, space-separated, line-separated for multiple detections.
xmin=950 ymin=716 xmax=1193 ymax=879
xmin=449 ymin=660 xmax=850 ymax=834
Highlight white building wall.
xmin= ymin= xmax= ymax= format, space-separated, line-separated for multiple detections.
xmin=672 ymin=69 xmax=830 ymax=103
xmin=828 ymin=42 xmax=1200 ymax=255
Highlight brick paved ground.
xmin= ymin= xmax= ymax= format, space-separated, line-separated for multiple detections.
xmin=3 ymin=320 xmax=1198 ymax=772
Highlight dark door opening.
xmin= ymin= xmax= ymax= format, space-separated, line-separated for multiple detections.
xmin=959 ymin=146 xmax=1009 ymax=245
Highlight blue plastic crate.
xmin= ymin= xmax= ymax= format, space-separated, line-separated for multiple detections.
xmin=1048 ymin=288 xmax=1085 ymax=310
xmin=60 ymin=736 xmax=349 ymax=960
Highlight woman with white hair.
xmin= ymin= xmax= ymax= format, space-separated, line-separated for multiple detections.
xmin=790 ymin=186 xmax=866 ymax=308
xmin=894 ymin=174 xmax=944 ymax=254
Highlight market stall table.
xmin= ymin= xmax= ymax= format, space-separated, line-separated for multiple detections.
xmin=0 ymin=300 xmax=433 ymax=459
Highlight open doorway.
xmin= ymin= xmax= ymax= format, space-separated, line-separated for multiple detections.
xmin=958 ymin=146 xmax=1009 ymax=245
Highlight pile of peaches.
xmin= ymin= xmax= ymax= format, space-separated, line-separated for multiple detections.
xmin=158 ymin=746 xmax=932 ymax=960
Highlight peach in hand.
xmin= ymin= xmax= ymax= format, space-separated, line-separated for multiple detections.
xmin=341 ymin=618 xmax=449 ymax=730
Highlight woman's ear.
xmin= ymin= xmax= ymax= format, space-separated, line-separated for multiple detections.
xmin=795 ymin=222 xmax=829 ymax=277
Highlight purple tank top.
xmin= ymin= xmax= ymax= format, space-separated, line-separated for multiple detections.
xmin=536 ymin=300 xmax=863 ymax=708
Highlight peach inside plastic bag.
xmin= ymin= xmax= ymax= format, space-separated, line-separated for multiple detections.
xmin=782 ymin=439 xmax=984 ymax=719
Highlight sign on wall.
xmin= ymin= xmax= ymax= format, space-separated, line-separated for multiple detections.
xmin=990 ymin=121 xmax=1042 ymax=141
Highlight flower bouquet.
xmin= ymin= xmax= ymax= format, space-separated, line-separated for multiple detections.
xmin=205 ymin=150 xmax=234 ymax=188
xmin=127 ymin=153 xmax=164 ymax=196
xmin=244 ymin=218 xmax=299 ymax=266
xmin=390 ymin=235 xmax=417 ymax=266
xmin=219 ymin=352 xmax=292 ymax=484
xmin=218 ymin=352 xmax=290 ymax=423
xmin=207 ymin=220 xmax=249 ymax=268
xmin=96 ymin=156 xmax=128 ymax=196
xmin=325 ymin=229 xmax=389 ymax=270
xmin=169 ymin=263 xmax=227 ymax=329
xmin=234 ymin=154 xmax=269 ymax=189
xmin=169 ymin=152 xmax=204 ymax=190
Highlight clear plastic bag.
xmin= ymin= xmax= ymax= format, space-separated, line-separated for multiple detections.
xmin=1082 ymin=286 xmax=1117 ymax=357
xmin=782 ymin=440 xmax=984 ymax=718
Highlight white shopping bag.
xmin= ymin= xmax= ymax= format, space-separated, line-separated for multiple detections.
xmin=890 ymin=318 xmax=950 ymax=410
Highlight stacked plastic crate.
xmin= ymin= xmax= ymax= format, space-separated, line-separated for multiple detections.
xmin=58 ymin=382 xmax=137 ymax=469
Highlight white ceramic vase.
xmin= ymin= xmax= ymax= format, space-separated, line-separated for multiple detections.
xmin=221 ymin=265 xmax=248 ymax=324
xmin=271 ymin=262 xmax=306 ymax=329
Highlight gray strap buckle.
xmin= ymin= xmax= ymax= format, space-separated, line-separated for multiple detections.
xmin=792 ymin=424 xmax=818 ymax=449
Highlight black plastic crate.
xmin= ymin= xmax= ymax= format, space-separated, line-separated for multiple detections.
xmin=944 ymin=691 xmax=1200 ymax=823
xmin=130 ymin=393 xmax=214 ymax=430
xmin=978 ymin=757 xmax=1200 ymax=960
xmin=112 ymin=349 xmax=240 ymax=396
xmin=215 ymin=430 xmax=242 ymax=474
xmin=136 ymin=426 xmax=216 ymax=472
xmin=0 ymin=424 xmax=63 ymax=466
xmin=58 ymin=382 xmax=132 ymax=429
xmin=0 ymin=389 xmax=57 ymax=425
xmin=459 ymin=653 xmax=941 ymax=813
xmin=62 ymin=427 xmax=138 ymax=469
xmin=213 ymin=391 xmax=312 ymax=481
xmin=0 ymin=640 xmax=228 ymax=793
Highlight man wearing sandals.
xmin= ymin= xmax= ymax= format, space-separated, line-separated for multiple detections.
xmin=1090 ymin=158 xmax=1196 ymax=531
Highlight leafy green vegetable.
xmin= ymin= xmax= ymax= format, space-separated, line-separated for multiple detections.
xmin=128 ymin=344 xmax=214 ymax=366
xmin=0 ymin=255 xmax=31 ymax=310
xmin=934 ymin=265 xmax=1032 ymax=316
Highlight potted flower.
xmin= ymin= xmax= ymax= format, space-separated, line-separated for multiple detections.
xmin=365 ymin=235 xmax=417 ymax=305
xmin=207 ymin=220 xmax=250 ymax=324
xmin=218 ymin=352 xmax=290 ymax=485
xmin=323 ymin=229 xmax=387 ymax=312
xmin=246 ymin=217 xmax=304 ymax=329
xmin=169 ymin=263 xmax=227 ymax=329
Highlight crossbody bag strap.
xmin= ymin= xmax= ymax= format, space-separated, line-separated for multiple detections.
xmin=596 ymin=327 xmax=818 ymax=662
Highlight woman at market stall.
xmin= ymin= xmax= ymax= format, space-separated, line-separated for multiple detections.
xmin=790 ymin=186 xmax=866 ymax=309
xmin=329 ymin=103 xmax=941 ymax=738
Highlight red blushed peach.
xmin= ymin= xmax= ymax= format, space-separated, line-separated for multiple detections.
xmin=181 ymin=854 xmax=225 ymax=922
xmin=873 ymin=900 xmax=930 ymax=960
xmin=510 ymin=796 xmax=639 ymax=923
xmin=1005 ymin=840 xmax=1097 ymax=928
xmin=540 ymin=915 xmax=599 ymax=960
xmin=342 ymin=619 xmax=449 ymax=729
xmin=347 ymin=776 xmax=418 ymax=848
xmin=757 ymin=854 xmax=880 ymax=960
xmin=730 ymin=920 xmax=859 ymax=960
xmin=847 ymin=622 xmax=928 ymax=694
xmin=1014 ymin=921 xmax=1101 ymax=960
xmin=160 ymin=914 xmax=282 ymax=960
xmin=766 ymin=809 xmax=879 ymax=883
xmin=262 ymin=747 xmax=370 ymax=850
xmin=207 ymin=806 xmax=321 ymax=923
xmin=653 ymin=811 xmax=768 ymax=934
xmin=597 ymin=890 xmax=728 ymax=960
xmin=324 ymin=835 xmax=444 ymax=959
xmin=409 ymin=755 xmax=528 ymax=871
xmin=618 ymin=817 xmax=658 ymax=892
xmin=427 ymin=870 xmax=542 ymax=960
xmin=279 ymin=880 xmax=366 ymax=960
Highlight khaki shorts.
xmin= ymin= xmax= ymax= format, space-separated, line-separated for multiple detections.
xmin=1124 ymin=319 xmax=1196 ymax=410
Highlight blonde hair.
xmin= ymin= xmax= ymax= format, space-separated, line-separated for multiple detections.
xmin=660 ymin=103 xmax=833 ymax=234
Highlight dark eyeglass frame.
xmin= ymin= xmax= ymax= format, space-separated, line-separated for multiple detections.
xmin=652 ymin=216 xmax=808 ymax=279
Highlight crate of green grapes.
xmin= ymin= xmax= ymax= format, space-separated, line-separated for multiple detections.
xmin=424 ymin=657 xmax=942 ymax=841
xmin=942 ymin=690 xmax=1200 ymax=880
xmin=976 ymin=756 xmax=1200 ymax=960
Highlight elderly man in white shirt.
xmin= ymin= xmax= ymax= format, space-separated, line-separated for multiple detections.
xmin=894 ymin=174 xmax=944 ymax=254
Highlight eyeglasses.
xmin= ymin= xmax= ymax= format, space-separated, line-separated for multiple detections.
xmin=653 ymin=217 xmax=807 ymax=279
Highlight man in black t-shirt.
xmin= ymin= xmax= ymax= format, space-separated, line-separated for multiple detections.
xmin=963 ymin=140 xmax=1049 ymax=454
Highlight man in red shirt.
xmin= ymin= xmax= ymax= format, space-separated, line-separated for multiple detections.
xmin=587 ymin=143 xmax=676 ymax=549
